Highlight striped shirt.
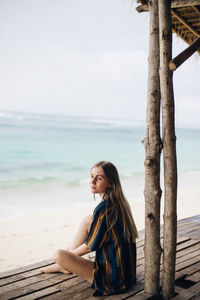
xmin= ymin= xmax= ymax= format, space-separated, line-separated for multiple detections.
xmin=85 ymin=198 xmax=136 ymax=296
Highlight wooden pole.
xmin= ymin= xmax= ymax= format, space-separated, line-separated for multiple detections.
xmin=159 ymin=0 xmax=178 ymax=299
xmin=169 ymin=37 xmax=200 ymax=71
xmin=143 ymin=0 xmax=162 ymax=296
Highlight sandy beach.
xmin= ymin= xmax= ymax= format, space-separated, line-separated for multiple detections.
xmin=0 ymin=172 xmax=200 ymax=273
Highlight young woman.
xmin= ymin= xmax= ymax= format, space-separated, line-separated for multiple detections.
xmin=41 ymin=161 xmax=138 ymax=296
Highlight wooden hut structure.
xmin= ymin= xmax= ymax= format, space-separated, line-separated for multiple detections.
xmin=136 ymin=0 xmax=200 ymax=299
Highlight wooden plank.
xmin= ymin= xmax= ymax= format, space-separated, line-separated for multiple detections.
xmin=17 ymin=277 xmax=87 ymax=300
xmin=187 ymin=272 xmax=200 ymax=282
xmin=176 ymin=248 xmax=200 ymax=265
xmin=66 ymin=285 xmax=96 ymax=300
xmin=187 ymin=232 xmax=200 ymax=240
xmin=178 ymin=218 xmax=194 ymax=224
xmin=190 ymin=294 xmax=200 ymax=300
xmin=177 ymin=215 xmax=200 ymax=225
xmin=40 ymin=281 xmax=93 ymax=300
xmin=183 ymin=229 xmax=200 ymax=240
xmin=44 ymin=275 xmax=145 ymax=300
xmin=136 ymin=240 xmax=144 ymax=248
xmin=178 ymin=218 xmax=200 ymax=227
xmin=177 ymin=239 xmax=200 ymax=251
xmin=137 ymin=253 xmax=144 ymax=261
xmin=0 ymin=273 xmax=64 ymax=293
xmin=0 ymin=259 xmax=53 ymax=279
xmin=137 ymin=259 xmax=145 ymax=268
xmin=160 ymin=256 xmax=199 ymax=274
xmin=178 ymin=239 xmax=200 ymax=249
xmin=0 ymin=274 xmax=73 ymax=300
xmin=173 ymin=281 xmax=200 ymax=299
xmin=177 ymin=221 xmax=200 ymax=232
xmin=137 ymin=239 xmax=199 ymax=271
xmin=136 ymin=264 xmax=145 ymax=274
xmin=177 ymin=222 xmax=200 ymax=234
xmin=176 ymin=236 xmax=191 ymax=244
xmin=0 ymin=269 xmax=51 ymax=287
xmin=170 ymin=236 xmax=190 ymax=248
xmin=80 ymin=279 xmax=144 ymax=300
xmin=176 ymin=239 xmax=200 ymax=252
xmin=176 ymin=254 xmax=200 ymax=272
xmin=137 ymin=249 xmax=145 ymax=260
xmin=15 ymin=287 xmax=60 ymax=300
xmin=0 ymin=268 xmax=76 ymax=287
xmin=177 ymin=261 xmax=200 ymax=278
xmin=127 ymin=292 xmax=149 ymax=300
xmin=160 ymin=254 xmax=200 ymax=279
xmin=177 ymin=223 xmax=196 ymax=233
xmin=161 ymin=246 xmax=199 ymax=269
xmin=178 ymin=231 xmax=200 ymax=240
xmin=136 ymin=260 xmax=145 ymax=268
xmin=176 ymin=242 xmax=200 ymax=259
xmin=175 ymin=261 xmax=200 ymax=279
xmin=160 ymin=252 xmax=200 ymax=277
xmin=0 ymin=275 xmax=24 ymax=288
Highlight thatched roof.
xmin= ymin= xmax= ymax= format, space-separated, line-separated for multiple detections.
xmin=136 ymin=0 xmax=200 ymax=49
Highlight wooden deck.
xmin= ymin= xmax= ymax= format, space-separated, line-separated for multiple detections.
xmin=0 ymin=215 xmax=200 ymax=300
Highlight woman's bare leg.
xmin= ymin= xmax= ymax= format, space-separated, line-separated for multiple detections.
xmin=40 ymin=215 xmax=93 ymax=274
xmin=68 ymin=215 xmax=93 ymax=250
xmin=54 ymin=249 xmax=94 ymax=283
xmin=40 ymin=263 xmax=71 ymax=274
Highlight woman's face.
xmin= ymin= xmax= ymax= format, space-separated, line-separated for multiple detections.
xmin=90 ymin=166 xmax=110 ymax=197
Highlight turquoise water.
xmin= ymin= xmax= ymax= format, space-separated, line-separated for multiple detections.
xmin=0 ymin=111 xmax=200 ymax=219
xmin=0 ymin=111 xmax=146 ymax=188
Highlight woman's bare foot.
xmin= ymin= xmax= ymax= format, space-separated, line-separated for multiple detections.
xmin=40 ymin=263 xmax=72 ymax=275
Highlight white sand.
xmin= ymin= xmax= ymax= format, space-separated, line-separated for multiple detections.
xmin=0 ymin=172 xmax=199 ymax=273
xmin=0 ymin=206 xmax=95 ymax=272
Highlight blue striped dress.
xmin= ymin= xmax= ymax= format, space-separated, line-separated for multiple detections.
xmin=85 ymin=198 xmax=137 ymax=296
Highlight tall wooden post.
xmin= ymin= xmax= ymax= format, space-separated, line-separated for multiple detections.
xmin=143 ymin=0 xmax=162 ymax=296
xmin=159 ymin=1 xmax=178 ymax=299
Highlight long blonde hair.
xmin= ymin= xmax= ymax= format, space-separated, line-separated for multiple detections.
xmin=92 ymin=161 xmax=138 ymax=241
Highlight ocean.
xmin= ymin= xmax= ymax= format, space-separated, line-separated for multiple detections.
xmin=0 ymin=111 xmax=200 ymax=220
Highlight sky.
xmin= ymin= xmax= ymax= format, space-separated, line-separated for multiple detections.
xmin=0 ymin=0 xmax=199 ymax=127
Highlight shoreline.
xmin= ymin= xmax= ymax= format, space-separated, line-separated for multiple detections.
xmin=0 ymin=172 xmax=200 ymax=272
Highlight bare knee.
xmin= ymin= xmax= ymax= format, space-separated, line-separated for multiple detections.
xmin=53 ymin=249 xmax=69 ymax=265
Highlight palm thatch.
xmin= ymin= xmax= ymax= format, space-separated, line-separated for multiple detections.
xmin=136 ymin=0 xmax=200 ymax=53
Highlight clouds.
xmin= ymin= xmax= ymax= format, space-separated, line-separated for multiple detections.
xmin=0 ymin=0 xmax=199 ymax=126
xmin=176 ymin=95 xmax=200 ymax=128
xmin=84 ymin=49 xmax=147 ymax=83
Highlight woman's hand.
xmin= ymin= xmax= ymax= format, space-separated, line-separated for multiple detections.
xmin=71 ymin=243 xmax=91 ymax=256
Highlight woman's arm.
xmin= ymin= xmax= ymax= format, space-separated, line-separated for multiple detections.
xmin=71 ymin=243 xmax=91 ymax=256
